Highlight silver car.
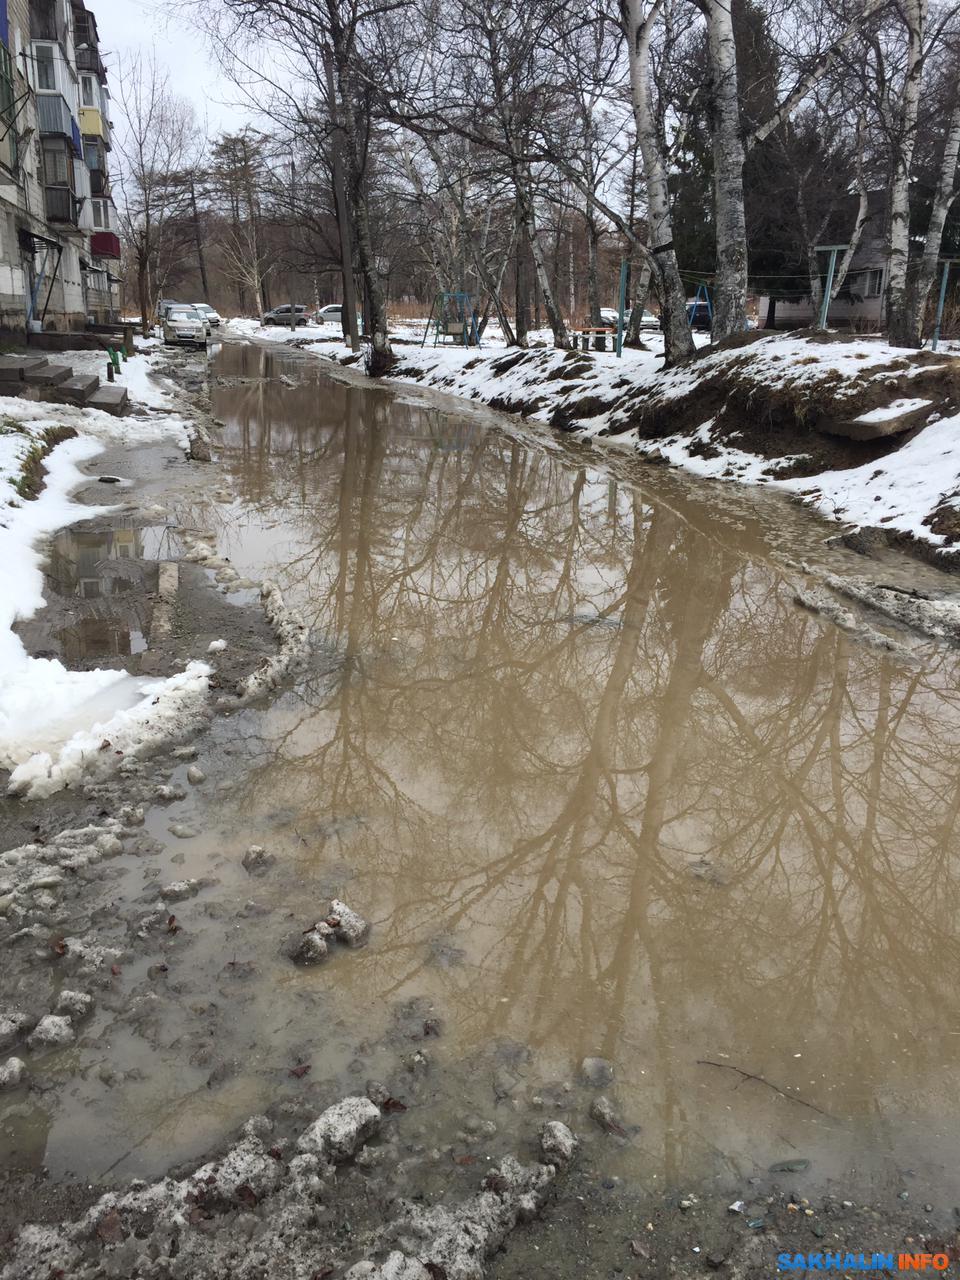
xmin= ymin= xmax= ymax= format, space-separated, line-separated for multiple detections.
xmin=163 ymin=306 xmax=208 ymax=348
xmin=193 ymin=303 xmax=221 ymax=327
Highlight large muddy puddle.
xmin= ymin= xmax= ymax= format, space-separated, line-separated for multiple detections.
xmin=7 ymin=340 xmax=960 ymax=1217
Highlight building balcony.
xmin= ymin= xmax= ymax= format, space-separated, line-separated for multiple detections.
xmin=38 ymin=93 xmax=82 ymax=155
xmin=45 ymin=185 xmax=80 ymax=224
xmin=90 ymin=167 xmax=109 ymax=195
xmin=79 ymin=105 xmax=108 ymax=142
xmin=76 ymin=47 xmax=105 ymax=76
xmin=90 ymin=230 xmax=121 ymax=258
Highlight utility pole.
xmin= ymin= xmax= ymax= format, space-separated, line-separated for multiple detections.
xmin=323 ymin=47 xmax=360 ymax=352
xmin=189 ymin=175 xmax=210 ymax=303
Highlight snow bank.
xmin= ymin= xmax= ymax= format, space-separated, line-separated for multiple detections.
xmin=0 ymin=399 xmax=209 ymax=799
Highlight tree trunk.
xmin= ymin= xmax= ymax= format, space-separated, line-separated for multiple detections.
xmin=137 ymin=257 xmax=151 ymax=337
xmin=325 ymin=52 xmax=361 ymax=352
xmin=514 ymin=201 xmax=532 ymax=346
xmin=626 ymin=261 xmax=652 ymax=344
xmin=904 ymin=94 xmax=960 ymax=345
xmin=764 ymin=295 xmax=777 ymax=329
xmin=886 ymin=0 xmax=927 ymax=346
xmin=189 ymin=178 xmax=210 ymax=304
xmin=335 ymin=47 xmax=393 ymax=373
xmin=514 ymin=168 xmax=571 ymax=348
xmin=703 ymin=0 xmax=748 ymax=339
xmin=622 ymin=0 xmax=695 ymax=366
xmin=586 ymin=213 xmax=602 ymax=347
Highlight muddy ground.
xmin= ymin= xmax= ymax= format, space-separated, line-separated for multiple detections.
xmin=1 ymin=340 xmax=959 ymax=1278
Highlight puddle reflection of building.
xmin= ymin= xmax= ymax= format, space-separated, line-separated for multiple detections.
xmin=48 ymin=525 xmax=145 ymax=599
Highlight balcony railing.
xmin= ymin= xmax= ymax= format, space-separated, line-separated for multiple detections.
xmin=45 ymin=185 xmax=79 ymax=223
xmin=90 ymin=230 xmax=121 ymax=258
xmin=76 ymin=47 xmax=104 ymax=76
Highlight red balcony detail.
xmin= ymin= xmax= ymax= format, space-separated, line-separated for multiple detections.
xmin=90 ymin=231 xmax=121 ymax=258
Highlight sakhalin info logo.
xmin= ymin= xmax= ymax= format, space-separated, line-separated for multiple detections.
xmin=777 ymin=1254 xmax=952 ymax=1272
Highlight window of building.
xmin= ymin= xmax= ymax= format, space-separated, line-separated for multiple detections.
xmin=81 ymin=75 xmax=96 ymax=107
xmin=35 ymin=44 xmax=56 ymax=91
xmin=43 ymin=144 xmax=69 ymax=185
xmin=91 ymin=198 xmax=104 ymax=227
xmin=865 ymin=268 xmax=883 ymax=297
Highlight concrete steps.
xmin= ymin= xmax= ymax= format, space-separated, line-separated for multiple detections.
xmin=0 ymin=351 xmax=129 ymax=416
xmin=24 ymin=363 xmax=73 ymax=387
xmin=56 ymin=373 xmax=101 ymax=404
xmin=87 ymin=384 xmax=129 ymax=414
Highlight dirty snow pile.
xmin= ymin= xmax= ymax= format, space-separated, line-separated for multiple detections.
xmin=0 ymin=396 xmax=209 ymax=801
xmin=0 ymin=1094 xmax=576 ymax=1280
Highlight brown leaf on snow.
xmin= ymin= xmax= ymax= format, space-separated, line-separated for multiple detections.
xmin=166 ymin=915 xmax=181 ymax=935
xmin=425 ymin=1264 xmax=448 ymax=1280
xmin=96 ymin=1210 xmax=125 ymax=1245
xmin=382 ymin=1097 xmax=407 ymax=1113
xmin=51 ymin=937 xmax=67 ymax=957
xmin=235 ymin=1183 xmax=258 ymax=1207
xmin=289 ymin=1063 xmax=311 ymax=1079
xmin=311 ymin=1269 xmax=334 ymax=1280
xmin=98 ymin=739 xmax=111 ymax=751
xmin=452 ymin=1154 xmax=476 ymax=1165
xmin=110 ymin=965 xmax=122 ymax=977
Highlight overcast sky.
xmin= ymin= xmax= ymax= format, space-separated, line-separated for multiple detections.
xmin=93 ymin=0 xmax=247 ymax=134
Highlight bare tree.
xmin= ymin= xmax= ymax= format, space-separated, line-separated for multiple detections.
xmin=113 ymin=52 xmax=201 ymax=334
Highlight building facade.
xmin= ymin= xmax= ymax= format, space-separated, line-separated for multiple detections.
xmin=0 ymin=0 xmax=119 ymax=336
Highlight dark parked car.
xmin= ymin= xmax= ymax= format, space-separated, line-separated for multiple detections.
xmin=262 ymin=304 xmax=310 ymax=326
xmin=686 ymin=300 xmax=712 ymax=331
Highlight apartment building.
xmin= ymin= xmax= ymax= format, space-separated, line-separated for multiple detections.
xmin=0 ymin=0 xmax=120 ymax=336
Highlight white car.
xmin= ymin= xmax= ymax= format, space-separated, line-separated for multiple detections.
xmin=316 ymin=304 xmax=344 ymax=324
xmin=163 ymin=306 xmax=208 ymax=348
xmin=193 ymin=303 xmax=221 ymax=327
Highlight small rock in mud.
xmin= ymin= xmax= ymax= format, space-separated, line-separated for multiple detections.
xmin=580 ymin=1056 xmax=614 ymax=1088
xmin=296 ymin=1095 xmax=382 ymax=1160
xmin=0 ymin=1010 xmax=33 ymax=1050
xmin=186 ymin=764 xmax=206 ymax=785
xmin=242 ymin=845 xmax=276 ymax=876
xmin=0 ymin=1056 xmax=26 ymax=1089
xmin=540 ymin=1120 xmax=578 ymax=1164
xmin=155 ymin=785 xmax=187 ymax=802
xmin=26 ymin=1014 xmax=75 ymax=1050
xmin=172 ymin=745 xmax=198 ymax=760
xmin=168 ymin=823 xmax=199 ymax=840
xmin=330 ymin=898 xmax=369 ymax=946
xmin=161 ymin=879 xmax=199 ymax=901
xmin=346 ymin=1255 xmax=431 ymax=1280
xmin=291 ymin=927 xmax=331 ymax=965
xmin=590 ymin=1095 xmax=626 ymax=1136
xmin=54 ymin=990 xmax=94 ymax=1021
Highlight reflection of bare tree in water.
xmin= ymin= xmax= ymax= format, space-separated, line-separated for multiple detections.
xmin=213 ymin=358 xmax=960 ymax=1169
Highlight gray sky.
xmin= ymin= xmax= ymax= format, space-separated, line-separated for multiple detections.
xmin=92 ymin=0 xmax=246 ymax=134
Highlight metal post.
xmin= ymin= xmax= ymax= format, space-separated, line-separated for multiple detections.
xmin=616 ymin=258 xmax=628 ymax=357
xmin=818 ymin=248 xmax=839 ymax=330
xmin=932 ymin=260 xmax=952 ymax=352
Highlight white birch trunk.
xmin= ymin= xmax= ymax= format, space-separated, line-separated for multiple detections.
xmin=703 ymin=0 xmax=748 ymax=339
xmin=905 ymin=95 xmax=960 ymax=345
xmin=886 ymin=0 xmax=927 ymax=345
xmin=622 ymin=0 xmax=695 ymax=365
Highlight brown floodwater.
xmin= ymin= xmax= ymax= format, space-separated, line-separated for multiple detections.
xmin=10 ymin=339 xmax=960 ymax=1215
